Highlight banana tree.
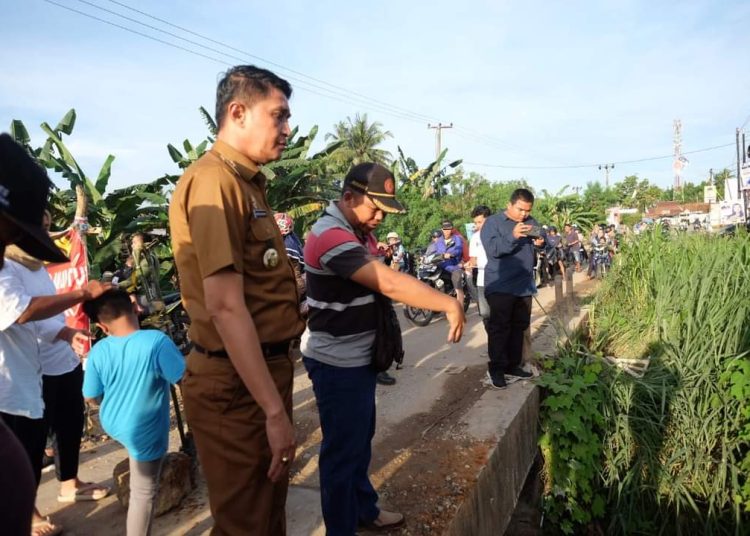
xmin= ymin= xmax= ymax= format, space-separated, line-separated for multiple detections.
xmin=9 ymin=110 xmax=175 ymax=277
xmin=168 ymin=109 xmax=343 ymax=235
xmin=393 ymin=146 xmax=462 ymax=199
xmin=534 ymin=186 xmax=599 ymax=231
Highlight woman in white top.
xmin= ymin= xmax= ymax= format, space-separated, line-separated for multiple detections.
xmin=0 ymin=212 xmax=111 ymax=536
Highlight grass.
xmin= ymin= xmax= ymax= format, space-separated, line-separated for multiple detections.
xmin=542 ymin=229 xmax=750 ymax=535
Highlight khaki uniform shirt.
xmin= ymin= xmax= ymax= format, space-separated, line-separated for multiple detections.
xmin=169 ymin=140 xmax=304 ymax=350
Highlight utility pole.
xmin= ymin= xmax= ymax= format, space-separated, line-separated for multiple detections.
xmin=427 ymin=122 xmax=453 ymax=161
xmin=737 ymin=128 xmax=742 ymax=198
xmin=598 ymin=163 xmax=614 ymax=188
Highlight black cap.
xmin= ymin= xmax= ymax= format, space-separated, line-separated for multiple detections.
xmin=430 ymin=230 xmax=441 ymax=238
xmin=441 ymin=220 xmax=454 ymax=230
xmin=343 ymin=163 xmax=406 ymax=214
xmin=0 ymin=134 xmax=68 ymax=263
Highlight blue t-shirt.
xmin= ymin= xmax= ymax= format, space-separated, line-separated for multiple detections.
xmin=83 ymin=330 xmax=185 ymax=461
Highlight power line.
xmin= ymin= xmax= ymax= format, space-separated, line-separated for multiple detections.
xmin=72 ymin=0 xmax=439 ymax=124
xmin=42 ymin=0 xmax=440 ymax=126
xmin=54 ymin=0 xmax=538 ymax=155
xmin=463 ymin=143 xmax=735 ymax=170
xmin=101 ymin=0 xmax=440 ymax=125
xmin=38 ymin=0 xmax=742 ymax=172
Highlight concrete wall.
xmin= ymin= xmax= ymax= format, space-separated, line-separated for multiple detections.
xmin=446 ymin=385 xmax=540 ymax=536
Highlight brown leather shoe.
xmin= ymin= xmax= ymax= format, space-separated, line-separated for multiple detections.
xmin=359 ymin=510 xmax=405 ymax=532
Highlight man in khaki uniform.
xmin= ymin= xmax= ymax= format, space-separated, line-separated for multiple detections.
xmin=169 ymin=65 xmax=304 ymax=536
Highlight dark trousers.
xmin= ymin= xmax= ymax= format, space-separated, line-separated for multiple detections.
xmin=42 ymin=363 xmax=85 ymax=482
xmin=486 ymin=293 xmax=532 ymax=376
xmin=0 ymin=419 xmax=35 ymax=535
xmin=303 ymin=358 xmax=380 ymax=536
xmin=0 ymin=411 xmax=46 ymax=486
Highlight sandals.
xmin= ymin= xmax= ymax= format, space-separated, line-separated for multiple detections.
xmin=57 ymin=483 xmax=110 ymax=503
xmin=31 ymin=517 xmax=63 ymax=536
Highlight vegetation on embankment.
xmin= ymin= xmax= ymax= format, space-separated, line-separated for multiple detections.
xmin=539 ymin=229 xmax=750 ymax=535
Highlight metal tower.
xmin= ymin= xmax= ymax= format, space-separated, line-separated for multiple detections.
xmin=673 ymin=120 xmax=683 ymax=190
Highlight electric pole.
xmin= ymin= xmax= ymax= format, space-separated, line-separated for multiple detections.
xmin=428 ymin=122 xmax=453 ymax=161
xmin=598 ymin=164 xmax=614 ymax=188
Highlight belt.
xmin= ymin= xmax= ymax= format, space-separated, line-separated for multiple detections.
xmin=193 ymin=340 xmax=292 ymax=359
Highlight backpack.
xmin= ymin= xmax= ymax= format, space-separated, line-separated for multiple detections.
xmin=371 ymin=293 xmax=405 ymax=372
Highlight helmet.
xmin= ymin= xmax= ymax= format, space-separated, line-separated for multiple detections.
xmin=274 ymin=212 xmax=294 ymax=236
xmin=386 ymin=231 xmax=400 ymax=241
xmin=431 ymin=230 xmax=441 ymax=239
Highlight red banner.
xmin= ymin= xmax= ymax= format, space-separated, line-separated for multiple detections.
xmin=47 ymin=228 xmax=90 ymax=352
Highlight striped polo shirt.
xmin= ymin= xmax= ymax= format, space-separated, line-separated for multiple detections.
xmin=300 ymin=202 xmax=378 ymax=367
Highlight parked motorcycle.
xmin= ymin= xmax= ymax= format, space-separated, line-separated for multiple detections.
xmin=403 ymin=253 xmax=471 ymax=326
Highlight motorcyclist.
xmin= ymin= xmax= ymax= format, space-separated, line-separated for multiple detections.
xmin=435 ymin=220 xmax=465 ymax=306
xmin=589 ymin=226 xmax=611 ymax=278
xmin=424 ymin=230 xmax=441 ymax=257
xmin=273 ymin=212 xmax=307 ymax=312
xmin=545 ymin=226 xmax=566 ymax=278
xmin=385 ymin=231 xmax=406 ymax=272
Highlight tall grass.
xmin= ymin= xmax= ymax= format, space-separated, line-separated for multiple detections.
xmin=588 ymin=230 xmax=750 ymax=534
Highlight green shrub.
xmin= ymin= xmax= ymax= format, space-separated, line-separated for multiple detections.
xmin=540 ymin=229 xmax=750 ymax=535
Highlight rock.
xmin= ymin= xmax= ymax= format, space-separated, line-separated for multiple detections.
xmin=113 ymin=452 xmax=195 ymax=517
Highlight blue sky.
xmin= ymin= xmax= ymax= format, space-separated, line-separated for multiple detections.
xmin=2 ymin=0 xmax=749 ymax=194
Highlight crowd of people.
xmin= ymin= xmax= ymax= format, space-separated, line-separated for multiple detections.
xmin=0 ymin=63 xmax=620 ymax=536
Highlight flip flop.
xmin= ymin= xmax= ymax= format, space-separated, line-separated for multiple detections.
xmin=57 ymin=483 xmax=110 ymax=503
xmin=31 ymin=517 xmax=63 ymax=536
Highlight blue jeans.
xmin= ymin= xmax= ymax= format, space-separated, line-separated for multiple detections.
xmin=303 ymin=357 xmax=380 ymax=536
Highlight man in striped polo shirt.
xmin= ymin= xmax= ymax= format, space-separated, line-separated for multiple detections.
xmin=301 ymin=163 xmax=465 ymax=535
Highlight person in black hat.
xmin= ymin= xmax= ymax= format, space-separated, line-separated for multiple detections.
xmin=435 ymin=219 xmax=466 ymax=306
xmin=0 ymin=134 xmax=112 ymax=536
xmin=301 ymin=162 xmax=465 ymax=534
xmin=0 ymin=134 xmax=68 ymax=269
xmin=0 ymin=133 xmax=63 ymax=536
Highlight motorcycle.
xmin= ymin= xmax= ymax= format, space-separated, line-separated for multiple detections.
xmin=403 ymin=253 xmax=471 ymax=326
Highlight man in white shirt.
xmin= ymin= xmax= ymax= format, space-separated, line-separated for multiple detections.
xmin=468 ymin=205 xmax=491 ymax=328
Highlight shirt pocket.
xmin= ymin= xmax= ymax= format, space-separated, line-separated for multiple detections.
xmin=245 ymin=216 xmax=283 ymax=271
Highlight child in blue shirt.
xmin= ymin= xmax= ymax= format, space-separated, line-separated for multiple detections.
xmin=82 ymin=289 xmax=185 ymax=536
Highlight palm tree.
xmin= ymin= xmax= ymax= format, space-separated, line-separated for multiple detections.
xmin=325 ymin=113 xmax=393 ymax=171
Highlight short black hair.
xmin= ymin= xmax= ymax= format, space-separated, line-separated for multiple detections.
xmin=471 ymin=205 xmax=491 ymax=218
xmin=82 ymin=289 xmax=134 ymax=324
xmin=215 ymin=65 xmax=292 ymax=128
xmin=509 ymin=188 xmax=535 ymax=205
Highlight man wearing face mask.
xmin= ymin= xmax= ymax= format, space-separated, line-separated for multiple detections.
xmin=301 ymin=163 xmax=465 ymax=535
xmin=169 ymin=65 xmax=304 ymax=535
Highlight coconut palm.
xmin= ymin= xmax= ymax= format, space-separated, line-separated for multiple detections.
xmin=325 ymin=113 xmax=393 ymax=171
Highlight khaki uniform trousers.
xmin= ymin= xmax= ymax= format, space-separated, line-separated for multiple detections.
xmin=183 ymin=350 xmax=294 ymax=536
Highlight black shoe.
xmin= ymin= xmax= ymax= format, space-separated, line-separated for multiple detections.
xmin=483 ymin=371 xmax=507 ymax=389
xmin=376 ymin=371 xmax=397 ymax=386
xmin=505 ymin=366 xmax=533 ymax=379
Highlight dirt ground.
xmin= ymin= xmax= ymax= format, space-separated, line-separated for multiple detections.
xmin=37 ymin=273 xmax=596 ymax=535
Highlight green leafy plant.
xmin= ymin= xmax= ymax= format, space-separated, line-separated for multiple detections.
xmin=724 ymin=358 xmax=750 ymax=512
xmin=538 ymin=340 xmax=608 ymax=535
